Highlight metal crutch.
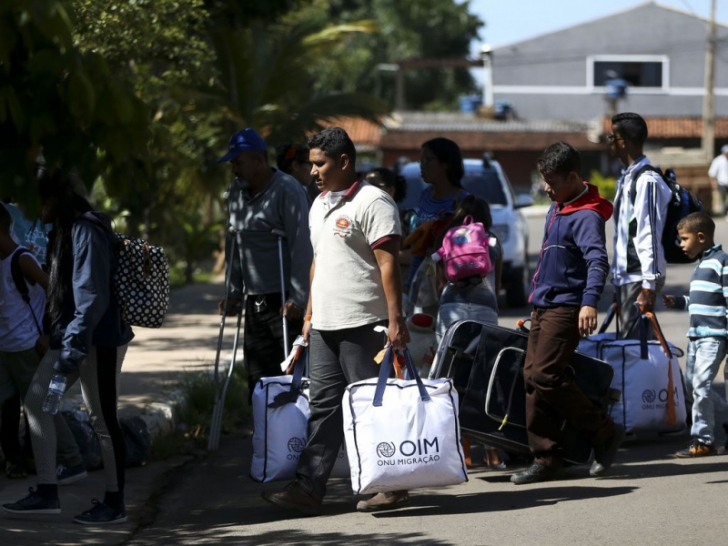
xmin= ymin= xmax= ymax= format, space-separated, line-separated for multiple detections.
xmin=272 ymin=228 xmax=290 ymax=359
xmin=208 ymin=227 xmax=243 ymax=451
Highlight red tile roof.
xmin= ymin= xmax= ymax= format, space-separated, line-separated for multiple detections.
xmin=318 ymin=114 xmax=728 ymax=154
xmin=317 ymin=117 xmax=382 ymax=147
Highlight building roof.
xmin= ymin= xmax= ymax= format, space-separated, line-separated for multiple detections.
xmin=379 ymin=112 xmax=603 ymax=152
xmin=603 ymin=116 xmax=728 ymax=138
xmin=316 ymin=113 xmax=728 ymax=156
xmin=385 ymin=112 xmax=593 ymax=133
xmin=492 ymin=1 xmax=727 ymax=51
xmin=317 ymin=117 xmax=382 ymax=149
xmin=380 ymin=130 xmax=602 ymax=152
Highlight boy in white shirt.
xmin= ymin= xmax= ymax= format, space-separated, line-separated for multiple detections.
xmin=0 ymin=204 xmax=84 ymax=483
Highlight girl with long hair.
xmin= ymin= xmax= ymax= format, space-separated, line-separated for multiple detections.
xmin=2 ymin=173 xmax=134 ymax=525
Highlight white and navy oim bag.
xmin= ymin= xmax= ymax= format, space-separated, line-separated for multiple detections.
xmin=343 ymin=347 xmax=468 ymax=494
xmin=577 ymin=311 xmax=687 ymax=434
xmin=251 ymin=340 xmax=348 ymax=482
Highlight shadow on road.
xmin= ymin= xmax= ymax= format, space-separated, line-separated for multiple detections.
xmin=371 ymin=485 xmax=637 ymax=518
xmin=133 ymin=526 xmax=454 ymax=546
xmin=595 ymin=458 xmax=728 ymax=481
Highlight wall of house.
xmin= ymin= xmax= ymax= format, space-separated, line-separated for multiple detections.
xmin=491 ymin=4 xmax=728 ymax=120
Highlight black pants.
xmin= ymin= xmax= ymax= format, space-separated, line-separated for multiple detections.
xmin=296 ymin=322 xmax=386 ymax=499
xmin=0 ymin=394 xmax=25 ymax=464
xmin=524 ymin=307 xmax=615 ymax=465
xmin=243 ymin=293 xmax=302 ymax=395
xmin=615 ymin=279 xmax=665 ymax=340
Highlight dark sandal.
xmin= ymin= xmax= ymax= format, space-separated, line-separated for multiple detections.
xmin=5 ymin=462 xmax=28 ymax=479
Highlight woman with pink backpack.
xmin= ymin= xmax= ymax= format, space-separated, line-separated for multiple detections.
xmin=432 ymin=195 xmax=502 ymax=343
xmin=431 ymin=195 xmax=505 ymax=470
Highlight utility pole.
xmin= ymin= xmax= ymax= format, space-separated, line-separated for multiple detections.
xmin=480 ymin=44 xmax=494 ymax=108
xmin=702 ymin=0 xmax=717 ymax=161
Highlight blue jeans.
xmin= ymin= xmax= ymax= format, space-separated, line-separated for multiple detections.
xmin=436 ymin=302 xmax=498 ymax=346
xmin=686 ymin=337 xmax=728 ymax=444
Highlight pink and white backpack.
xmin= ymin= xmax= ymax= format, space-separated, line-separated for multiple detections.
xmin=432 ymin=215 xmax=493 ymax=283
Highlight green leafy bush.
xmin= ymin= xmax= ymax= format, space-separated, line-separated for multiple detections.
xmin=589 ymin=170 xmax=617 ymax=202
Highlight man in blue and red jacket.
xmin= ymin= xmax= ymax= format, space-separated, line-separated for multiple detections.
xmin=511 ymin=141 xmax=625 ymax=485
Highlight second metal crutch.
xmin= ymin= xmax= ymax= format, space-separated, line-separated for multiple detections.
xmin=208 ymin=227 xmax=243 ymax=451
xmin=272 ymin=228 xmax=290 ymax=359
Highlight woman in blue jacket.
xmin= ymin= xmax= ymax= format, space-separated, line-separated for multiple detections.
xmin=2 ymin=173 xmax=134 ymax=525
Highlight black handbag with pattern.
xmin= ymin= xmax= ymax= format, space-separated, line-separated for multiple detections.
xmin=113 ymin=233 xmax=170 ymax=328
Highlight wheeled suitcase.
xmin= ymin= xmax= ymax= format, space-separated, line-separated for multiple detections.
xmin=431 ymin=319 xmax=619 ymax=465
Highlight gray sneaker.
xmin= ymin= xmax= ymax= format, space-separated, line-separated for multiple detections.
xmin=56 ymin=463 xmax=87 ymax=486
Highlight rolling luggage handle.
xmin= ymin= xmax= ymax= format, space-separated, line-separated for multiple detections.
xmin=373 ymin=347 xmax=430 ymax=406
xmin=484 ymin=347 xmax=527 ymax=430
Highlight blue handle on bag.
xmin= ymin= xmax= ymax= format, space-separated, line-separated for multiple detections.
xmin=289 ymin=346 xmax=308 ymax=392
xmin=268 ymin=345 xmax=308 ymax=408
xmin=373 ymin=347 xmax=431 ymax=407
xmin=639 ymin=314 xmax=649 ymax=360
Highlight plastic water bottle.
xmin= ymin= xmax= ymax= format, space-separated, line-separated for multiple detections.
xmin=42 ymin=374 xmax=68 ymax=415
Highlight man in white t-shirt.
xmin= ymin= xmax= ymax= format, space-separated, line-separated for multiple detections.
xmin=708 ymin=145 xmax=728 ymax=217
xmin=262 ymin=127 xmax=409 ymax=516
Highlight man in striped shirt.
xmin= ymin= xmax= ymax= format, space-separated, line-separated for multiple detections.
xmin=663 ymin=212 xmax=728 ymax=457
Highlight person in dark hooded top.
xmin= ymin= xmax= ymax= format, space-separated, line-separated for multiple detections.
xmin=2 ymin=172 xmax=134 ymax=525
xmin=510 ymin=142 xmax=625 ymax=486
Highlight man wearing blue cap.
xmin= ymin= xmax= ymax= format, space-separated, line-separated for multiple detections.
xmin=218 ymin=128 xmax=313 ymax=392
xmin=709 ymin=145 xmax=728 ymax=217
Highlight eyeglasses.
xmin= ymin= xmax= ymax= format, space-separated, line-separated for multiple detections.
xmin=606 ymin=134 xmax=624 ymax=144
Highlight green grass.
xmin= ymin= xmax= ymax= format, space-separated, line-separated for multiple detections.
xmin=169 ymin=265 xmax=217 ymax=290
xmin=149 ymin=364 xmax=251 ymax=461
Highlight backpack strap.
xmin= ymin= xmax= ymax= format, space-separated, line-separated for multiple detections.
xmin=628 ymin=164 xmax=668 ymax=204
xmin=11 ymin=248 xmax=31 ymax=304
xmin=10 ymin=248 xmax=43 ymax=335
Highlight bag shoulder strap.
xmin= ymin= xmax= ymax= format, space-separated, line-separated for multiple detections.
xmin=10 ymin=248 xmax=31 ymax=303
xmin=629 ymin=164 xmax=668 ymax=204
xmin=10 ymin=248 xmax=43 ymax=334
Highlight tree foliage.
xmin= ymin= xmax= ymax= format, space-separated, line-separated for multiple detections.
xmin=71 ymin=0 xmax=222 ymax=240
xmin=206 ymin=17 xmax=388 ymax=146
xmin=0 ymin=0 xmax=149 ymax=201
xmin=1 ymin=0 xmax=486 ymax=283
xmin=303 ymin=0 xmax=484 ymax=110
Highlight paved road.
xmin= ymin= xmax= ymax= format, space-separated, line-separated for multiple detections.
xmin=124 ymin=210 xmax=728 ymax=546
